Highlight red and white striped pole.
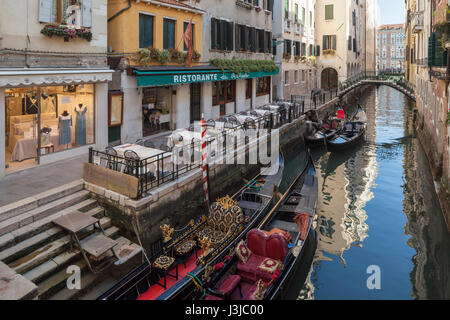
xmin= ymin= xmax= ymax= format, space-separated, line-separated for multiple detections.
xmin=201 ymin=114 xmax=210 ymax=210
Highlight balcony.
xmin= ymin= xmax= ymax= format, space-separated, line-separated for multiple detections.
xmin=412 ymin=12 xmax=424 ymax=33
xmin=294 ymin=22 xmax=303 ymax=35
xmin=284 ymin=20 xmax=292 ymax=33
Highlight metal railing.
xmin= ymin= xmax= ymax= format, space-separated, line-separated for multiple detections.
xmin=89 ymin=103 xmax=304 ymax=199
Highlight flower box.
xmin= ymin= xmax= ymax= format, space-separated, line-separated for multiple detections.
xmin=40 ymin=24 xmax=92 ymax=41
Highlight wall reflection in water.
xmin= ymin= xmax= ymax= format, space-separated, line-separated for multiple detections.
xmin=292 ymin=86 xmax=450 ymax=300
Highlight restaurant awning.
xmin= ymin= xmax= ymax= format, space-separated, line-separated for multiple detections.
xmin=132 ymin=66 xmax=279 ymax=87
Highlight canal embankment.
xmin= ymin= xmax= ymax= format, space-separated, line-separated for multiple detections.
xmin=85 ymin=86 xmax=370 ymax=248
xmin=413 ymin=108 xmax=450 ymax=232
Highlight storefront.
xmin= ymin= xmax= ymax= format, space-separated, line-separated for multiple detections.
xmin=0 ymin=69 xmax=112 ymax=177
xmin=132 ymin=66 xmax=277 ymax=133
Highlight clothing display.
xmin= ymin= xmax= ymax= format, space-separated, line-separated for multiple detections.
xmin=74 ymin=105 xmax=87 ymax=146
xmin=58 ymin=113 xmax=72 ymax=145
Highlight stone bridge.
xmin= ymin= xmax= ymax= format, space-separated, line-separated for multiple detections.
xmin=338 ymin=72 xmax=416 ymax=101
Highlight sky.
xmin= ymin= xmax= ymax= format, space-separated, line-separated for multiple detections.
xmin=376 ymin=0 xmax=406 ymax=26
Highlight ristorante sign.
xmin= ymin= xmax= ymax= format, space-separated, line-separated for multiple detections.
xmin=134 ymin=69 xmax=278 ymax=87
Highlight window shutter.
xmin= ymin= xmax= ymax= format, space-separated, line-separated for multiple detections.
xmin=81 ymin=0 xmax=92 ymax=28
xmin=227 ymin=22 xmax=234 ymax=51
xmin=325 ymin=5 xmax=333 ymax=20
xmin=332 ymin=35 xmax=336 ymax=50
xmin=218 ymin=20 xmax=226 ymax=51
xmin=251 ymin=27 xmax=256 ymax=52
xmin=211 ymin=18 xmax=216 ymax=49
xmin=268 ymin=0 xmax=274 ymax=13
xmin=323 ymin=36 xmax=327 ymax=50
xmin=316 ymin=45 xmax=320 ymax=56
xmin=39 ymin=0 xmax=53 ymax=23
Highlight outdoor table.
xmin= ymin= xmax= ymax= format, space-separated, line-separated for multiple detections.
xmin=53 ymin=211 xmax=118 ymax=273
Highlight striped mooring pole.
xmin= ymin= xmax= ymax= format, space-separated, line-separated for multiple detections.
xmin=201 ymin=114 xmax=210 ymax=210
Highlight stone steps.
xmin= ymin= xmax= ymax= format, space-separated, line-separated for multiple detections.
xmin=0 ymin=199 xmax=99 ymax=251
xmin=25 ymin=227 xmax=120 ymax=300
xmin=9 ymin=217 xmax=113 ymax=275
xmin=0 ymin=190 xmax=91 ymax=237
xmin=0 ymin=207 xmax=104 ymax=264
xmin=0 ymin=180 xmax=84 ymax=223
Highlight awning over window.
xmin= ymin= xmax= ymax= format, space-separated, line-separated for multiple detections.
xmin=132 ymin=66 xmax=278 ymax=87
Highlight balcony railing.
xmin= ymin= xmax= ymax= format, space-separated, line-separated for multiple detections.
xmin=294 ymin=22 xmax=303 ymax=35
xmin=284 ymin=20 xmax=292 ymax=33
xmin=412 ymin=12 xmax=424 ymax=33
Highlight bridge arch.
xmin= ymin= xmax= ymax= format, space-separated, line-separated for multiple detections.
xmin=338 ymin=77 xmax=416 ymax=101
xmin=321 ymin=68 xmax=339 ymax=90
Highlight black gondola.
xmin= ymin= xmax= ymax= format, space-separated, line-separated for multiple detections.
xmin=325 ymin=121 xmax=366 ymax=152
xmin=185 ymin=152 xmax=318 ymax=301
xmin=304 ymin=128 xmax=338 ymax=148
xmin=97 ymin=155 xmax=284 ymax=300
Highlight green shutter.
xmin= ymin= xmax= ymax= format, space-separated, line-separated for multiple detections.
xmin=302 ymin=7 xmax=305 ymax=25
xmin=211 ymin=18 xmax=216 ymax=49
xmin=163 ymin=19 xmax=175 ymax=49
xmin=325 ymin=5 xmax=334 ymax=20
xmin=139 ymin=14 xmax=154 ymax=48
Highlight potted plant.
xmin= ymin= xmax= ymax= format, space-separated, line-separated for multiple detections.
xmin=283 ymin=53 xmax=291 ymax=60
xmin=157 ymin=50 xmax=171 ymax=65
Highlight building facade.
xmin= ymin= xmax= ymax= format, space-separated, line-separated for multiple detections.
xmin=272 ymin=0 xmax=317 ymax=100
xmin=376 ymin=24 xmax=405 ymax=72
xmin=408 ymin=0 xmax=450 ymax=186
xmin=314 ymin=0 xmax=365 ymax=90
xmin=0 ymin=0 xmax=111 ymax=178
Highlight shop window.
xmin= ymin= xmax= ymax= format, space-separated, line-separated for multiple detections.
xmin=139 ymin=14 xmax=154 ymax=48
xmin=163 ymin=18 xmax=175 ymax=50
xmin=5 ymin=84 xmax=95 ymax=171
xmin=213 ymin=81 xmax=235 ymax=106
xmin=256 ymin=77 xmax=271 ymax=96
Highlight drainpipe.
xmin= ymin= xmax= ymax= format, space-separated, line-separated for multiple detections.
xmin=108 ymin=0 xmax=132 ymax=22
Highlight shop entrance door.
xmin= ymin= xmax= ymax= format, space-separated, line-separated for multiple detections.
xmin=190 ymin=83 xmax=201 ymax=123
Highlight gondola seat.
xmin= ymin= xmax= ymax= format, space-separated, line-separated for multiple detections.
xmin=236 ymin=229 xmax=288 ymax=283
xmin=198 ymin=198 xmax=244 ymax=247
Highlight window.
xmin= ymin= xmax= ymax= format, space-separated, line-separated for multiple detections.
xmin=257 ymin=29 xmax=265 ymax=52
xmin=302 ymin=70 xmax=306 ymax=82
xmin=302 ymin=7 xmax=305 ymax=25
xmin=295 ymin=41 xmax=301 ymax=56
xmin=284 ymin=40 xmax=292 ymax=55
xmin=323 ymin=35 xmax=336 ymax=50
xmin=294 ymin=70 xmax=299 ymax=84
xmin=256 ymin=77 xmax=271 ymax=96
xmin=39 ymin=0 xmax=92 ymax=27
xmin=183 ymin=22 xmax=194 ymax=51
xmin=213 ymin=81 xmax=235 ymax=105
xmin=284 ymin=0 xmax=289 ymax=19
xmin=348 ymin=36 xmax=352 ymax=51
xmin=309 ymin=11 xmax=312 ymax=27
xmin=139 ymin=14 xmax=154 ymax=48
xmin=211 ymin=18 xmax=233 ymax=51
xmin=284 ymin=71 xmax=290 ymax=85
xmin=325 ymin=4 xmax=334 ymax=20
xmin=163 ymin=19 xmax=175 ymax=50
xmin=295 ymin=4 xmax=298 ymax=21
xmin=301 ymin=42 xmax=306 ymax=56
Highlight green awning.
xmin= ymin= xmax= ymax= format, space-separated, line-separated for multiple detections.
xmin=134 ymin=68 xmax=279 ymax=87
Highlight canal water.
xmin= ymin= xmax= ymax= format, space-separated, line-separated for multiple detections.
xmin=281 ymin=85 xmax=450 ymax=300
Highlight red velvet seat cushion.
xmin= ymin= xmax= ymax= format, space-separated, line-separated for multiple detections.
xmin=217 ymin=275 xmax=241 ymax=296
xmin=266 ymin=233 xmax=288 ymax=262
xmin=246 ymin=229 xmax=267 ymax=257
xmin=237 ymin=254 xmax=266 ymax=282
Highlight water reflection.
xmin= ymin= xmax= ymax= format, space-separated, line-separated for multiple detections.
xmin=290 ymin=85 xmax=450 ymax=300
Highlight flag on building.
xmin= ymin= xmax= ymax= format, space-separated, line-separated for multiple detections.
xmin=183 ymin=20 xmax=193 ymax=68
